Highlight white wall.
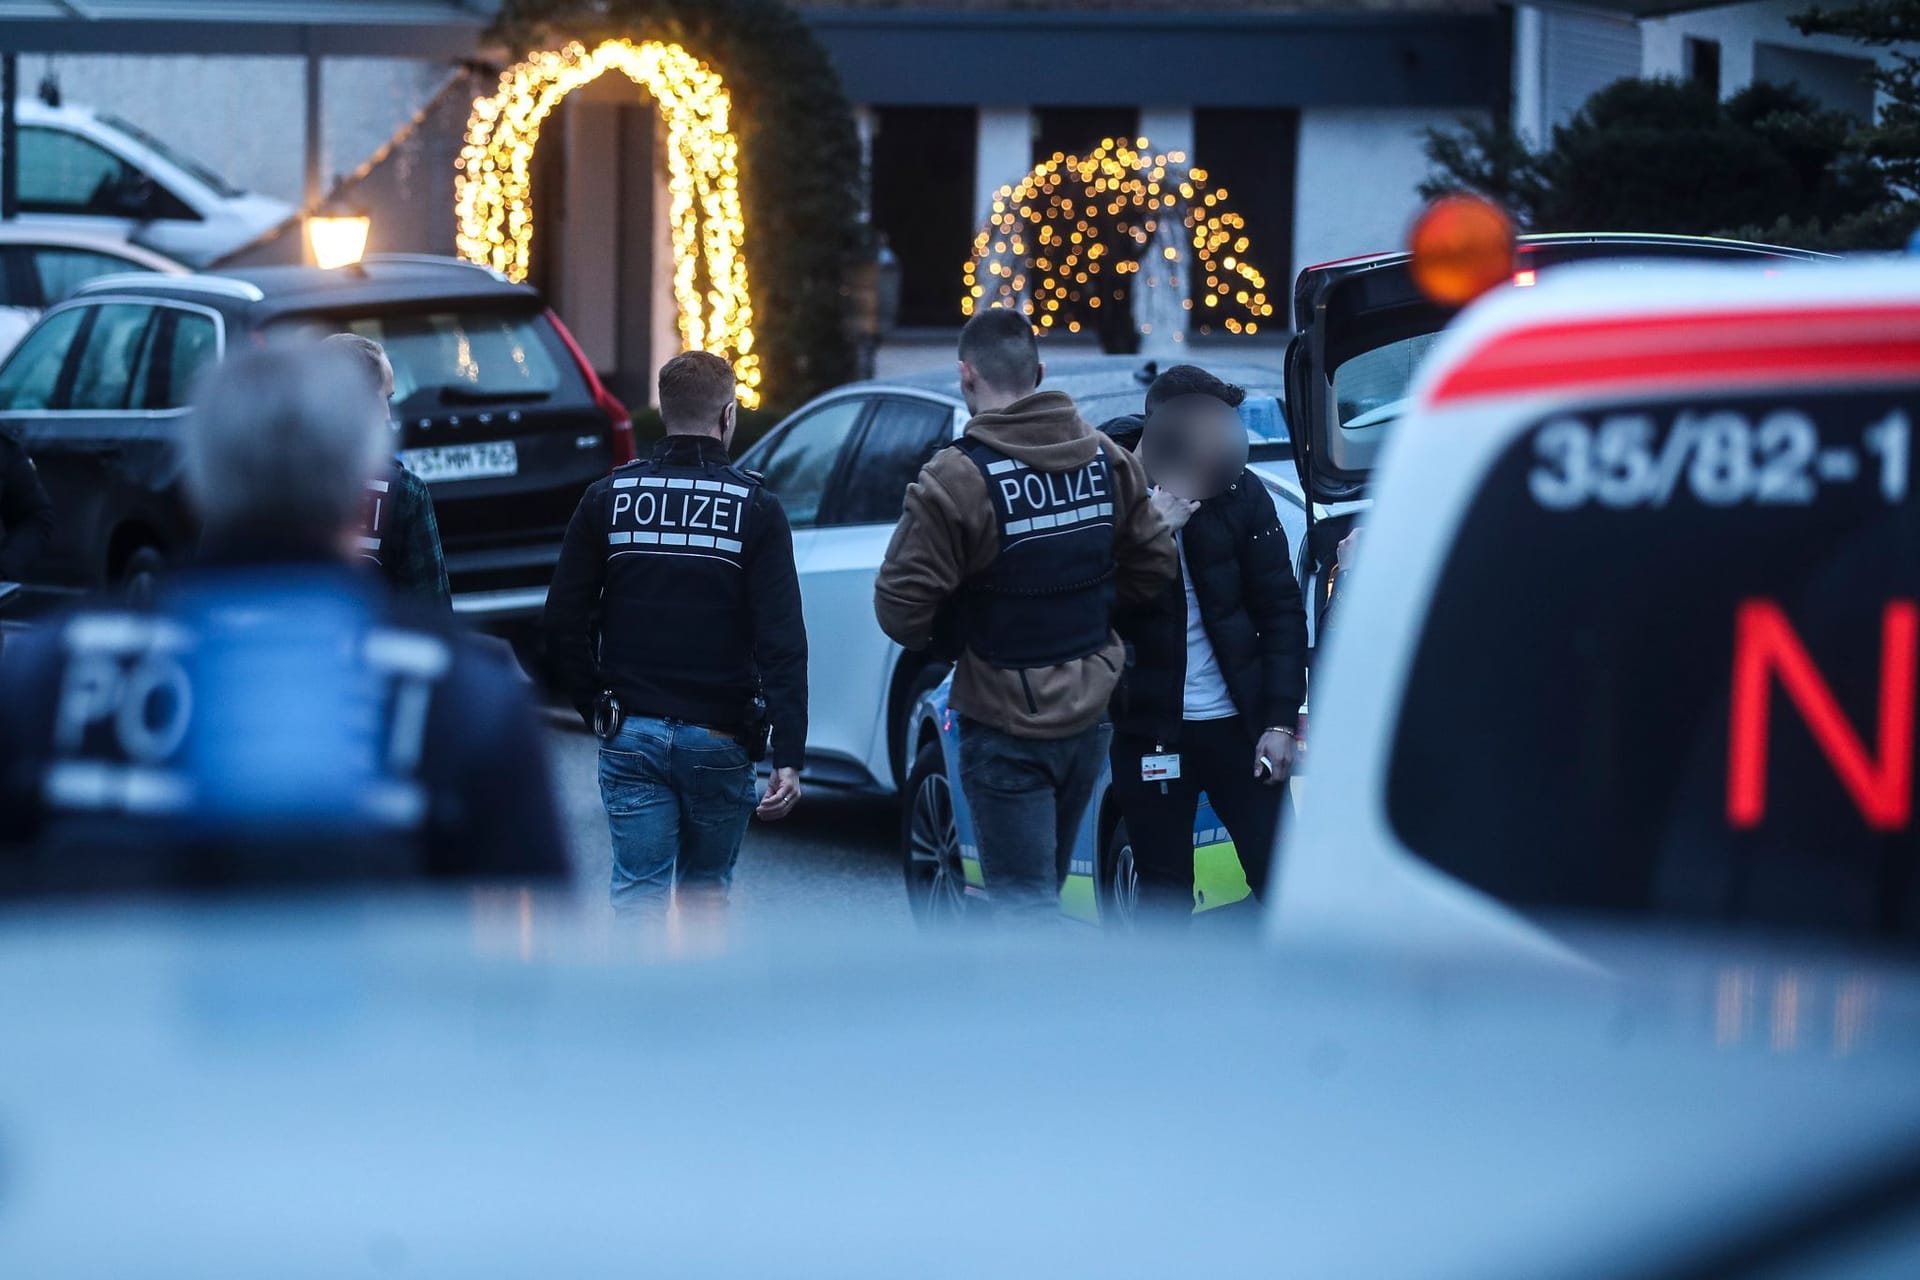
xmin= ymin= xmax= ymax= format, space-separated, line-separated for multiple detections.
xmin=16 ymin=54 xmax=449 ymax=204
xmin=973 ymin=106 xmax=1032 ymax=226
xmin=1293 ymin=107 xmax=1452 ymax=277
xmin=1639 ymin=0 xmax=1889 ymax=95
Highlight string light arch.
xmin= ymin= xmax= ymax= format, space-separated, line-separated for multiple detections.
xmin=964 ymin=137 xmax=1274 ymax=347
xmin=455 ymin=38 xmax=760 ymax=406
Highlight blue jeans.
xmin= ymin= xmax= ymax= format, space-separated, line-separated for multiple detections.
xmin=957 ymin=717 xmax=1111 ymax=928
xmin=598 ymin=715 xmax=758 ymax=919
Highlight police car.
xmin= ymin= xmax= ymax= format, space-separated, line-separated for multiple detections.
xmin=903 ymin=232 xmax=1827 ymax=927
xmin=5 ymin=898 xmax=1920 ymax=1276
xmin=1277 ymin=252 xmax=1920 ymax=956
xmin=735 ymin=357 xmax=1305 ymax=797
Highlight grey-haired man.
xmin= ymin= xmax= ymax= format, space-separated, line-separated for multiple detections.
xmin=0 ymin=343 xmax=567 ymax=895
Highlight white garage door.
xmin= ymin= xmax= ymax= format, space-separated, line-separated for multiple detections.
xmin=1542 ymin=8 xmax=1644 ymax=130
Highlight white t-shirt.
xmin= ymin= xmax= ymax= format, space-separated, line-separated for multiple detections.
xmin=1178 ymin=540 xmax=1237 ymax=721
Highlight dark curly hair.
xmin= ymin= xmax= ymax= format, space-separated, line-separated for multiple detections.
xmin=1144 ymin=364 xmax=1246 ymax=412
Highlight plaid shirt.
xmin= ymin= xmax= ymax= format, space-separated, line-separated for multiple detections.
xmin=369 ymin=462 xmax=451 ymax=610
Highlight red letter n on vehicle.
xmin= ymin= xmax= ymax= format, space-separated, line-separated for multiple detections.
xmin=1727 ymin=599 xmax=1918 ymax=831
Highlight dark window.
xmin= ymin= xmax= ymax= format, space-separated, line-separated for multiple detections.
xmin=870 ymin=107 xmax=978 ymax=327
xmin=128 ymin=309 xmax=218 ymax=410
xmin=32 ymin=247 xmax=143 ymax=306
xmin=1033 ymin=107 xmax=1140 ymax=166
xmin=67 ymin=304 xmax=157 ymax=411
xmin=16 ymin=127 xmax=191 ymax=220
xmin=1686 ymin=37 xmax=1723 ymax=96
xmin=278 ymin=309 xmax=575 ymax=410
xmin=751 ymin=397 xmax=869 ymax=528
xmin=1386 ymin=388 xmax=1920 ymax=941
xmin=1192 ymin=109 xmax=1298 ymax=329
xmin=835 ymin=398 xmax=952 ymax=525
xmin=1754 ymin=43 xmax=1876 ymax=122
xmin=160 ymin=312 xmax=218 ymax=409
xmin=0 ymin=305 xmax=86 ymax=409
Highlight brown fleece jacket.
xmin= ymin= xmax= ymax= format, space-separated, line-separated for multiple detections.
xmin=874 ymin=389 xmax=1177 ymax=739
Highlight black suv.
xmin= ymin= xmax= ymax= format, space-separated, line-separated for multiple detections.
xmin=0 ymin=254 xmax=634 ymax=623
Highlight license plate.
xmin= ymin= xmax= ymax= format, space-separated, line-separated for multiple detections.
xmin=400 ymin=441 xmax=518 ymax=483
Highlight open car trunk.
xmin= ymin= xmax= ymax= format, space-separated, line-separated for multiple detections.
xmin=1281 ymin=233 xmax=1833 ymax=636
xmin=1283 ymin=233 xmax=1834 ymax=511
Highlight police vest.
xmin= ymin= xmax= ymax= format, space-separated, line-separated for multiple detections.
xmin=959 ymin=438 xmax=1117 ymax=668
xmin=38 ymin=582 xmax=452 ymax=837
xmin=604 ymin=453 xmax=758 ymax=570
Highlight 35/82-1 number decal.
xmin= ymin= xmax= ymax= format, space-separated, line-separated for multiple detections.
xmin=1528 ymin=407 xmax=1910 ymax=510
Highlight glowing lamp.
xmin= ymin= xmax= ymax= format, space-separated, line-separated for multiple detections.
xmin=1408 ymin=195 xmax=1515 ymax=307
xmin=307 ymin=211 xmax=371 ymax=271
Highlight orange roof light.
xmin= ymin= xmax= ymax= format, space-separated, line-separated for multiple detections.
xmin=1409 ymin=195 xmax=1516 ymax=307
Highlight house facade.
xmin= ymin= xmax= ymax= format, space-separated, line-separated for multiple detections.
xmin=1 ymin=0 xmax=1911 ymax=406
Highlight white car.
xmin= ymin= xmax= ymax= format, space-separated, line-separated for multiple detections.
xmin=0 ymin=225 xmax=185 ymax=359
xmin=1276 ymin=251 xmax=1920 ymax=958
xmin=736 ymin=355 xmax=1306 ymax=795
xmin=4 ymin=898 xmax=1920 ymax=1276
xmin=2 ymin=98 xmax=293 ymax=267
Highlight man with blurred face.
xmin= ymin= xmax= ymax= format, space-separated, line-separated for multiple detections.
xmin=0 ymin=344 xmax=567 ymax=895
xmin=1106 ymin=365 xmax=1309 ymax=924
xmin=325 ymin=332 xmax=451 ymax=610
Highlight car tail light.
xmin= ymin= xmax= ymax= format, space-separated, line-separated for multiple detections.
xmin=1294 ymin=709 xmax=1308 ymax=754
xmin=545 ymin=307 xmax=637 ymax=468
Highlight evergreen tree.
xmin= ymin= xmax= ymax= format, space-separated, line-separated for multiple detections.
xmin=1794 ymin=0 xmax=1920 ymax=245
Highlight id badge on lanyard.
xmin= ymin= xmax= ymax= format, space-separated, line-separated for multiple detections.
xmin=1141 ymin=752 xmax=1181 ymax=783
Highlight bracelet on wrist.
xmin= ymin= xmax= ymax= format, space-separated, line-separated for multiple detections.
xmin=1266 ymin=725 xmax=1296 ymax=739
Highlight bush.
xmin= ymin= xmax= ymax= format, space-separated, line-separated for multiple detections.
xmin=1424 ymin=77 xmax=1890 ymax=242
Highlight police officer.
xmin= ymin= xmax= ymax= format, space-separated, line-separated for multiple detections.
xmin=545 ymin=350 xmax=808 ymax=921
xmin=0 ymin=344 xmax=568 ymax=895
xmin=874 ymin=308 xmax=1175 ymax=927
xmin=324 ymin=332 xmax=452 ymax=610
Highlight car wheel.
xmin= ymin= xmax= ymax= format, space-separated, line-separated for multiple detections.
xmin=117 ymin=545 xmax=166 ymax=607
xmin=902 ymin=742 xmax=968 ymax=926
xmin=1098 ymin=816 xmax=1140 ymax=930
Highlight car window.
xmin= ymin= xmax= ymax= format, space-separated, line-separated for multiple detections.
xmin=97 ymin=112 xmax=243 ymax=199
xmin=833 ymin=398 xmax=952 ymax=526
xmin=128 ymin=309 xmax=217 ymax=410
xmin=1385 ymin=388 xmax=1920 ymax=941
xmin=161 ymin=311 xmax=218 ymax=408
xmin=280 ymin=309 xmax=571 ymax=407
xmin=0 ymin=305 xmax=85 ymax=409
xmin=32 ymin=247 xmax=142 ymax=306
xmin=67 ymin=304 xmax=156 ymax=411
xmin=1238 ymin=394 xmax=1289 ymax=443
xmin=17 ymin=126 xmax=167 ymax=220
xmin=753 ymin=398 xmax=868 ymax=528
xmin=1330 ymin=332 xmax=1444 ymax=455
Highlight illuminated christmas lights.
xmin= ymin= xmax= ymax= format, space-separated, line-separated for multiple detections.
xmin=456 ymin=39 xmax=760 ymax=406
xmin=964 ymin=137 xmax=1274 ymax=340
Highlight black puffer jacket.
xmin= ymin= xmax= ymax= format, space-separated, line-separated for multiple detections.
xmin=1105 ymin=420 xmax=1309 ymax=744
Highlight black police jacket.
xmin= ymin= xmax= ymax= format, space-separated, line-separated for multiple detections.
xmin=0 ymin=557 xmax=569 ymax=896
xmin=1111 ymin=468 xmax=1310 ymax=745
xmin=544 ymin=434 xmax=809 ymax=770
